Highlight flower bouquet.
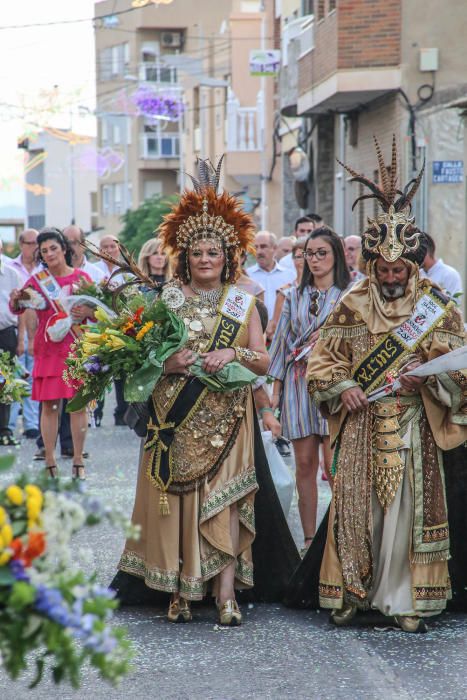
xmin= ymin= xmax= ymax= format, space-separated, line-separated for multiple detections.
xmin=65 ymin=292 xmax=260 ymax=411
xmin=65 ymin=293 xmax=188 ymax=410
xmin=0 ymin=352 xmax=30 ymax=404
xmin=0 ymin=454 xmax=134 ymax=687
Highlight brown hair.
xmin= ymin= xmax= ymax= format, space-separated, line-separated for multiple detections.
xmin=137 ymin=238 xmax=172 ymax=279
xmin=299 ymin=227 xmax=351 ymax=293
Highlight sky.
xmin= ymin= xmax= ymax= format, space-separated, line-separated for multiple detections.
xmin=0 ymin=0 xmax=98 ymax=215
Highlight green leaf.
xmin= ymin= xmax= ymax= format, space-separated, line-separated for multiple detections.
xmin=0 ymin=454 xmax=15 ymax=472
xmin=0 ymin=565 xmax=16 ymax=586
xmin=9 ymin=581 xmax=36 ymax=610
xmin=29 ymin=657 xmax=45 ymax=689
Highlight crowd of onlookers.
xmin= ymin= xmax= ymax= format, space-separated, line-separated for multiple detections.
xmin=0 ymin=216 xmax=463 ymax=544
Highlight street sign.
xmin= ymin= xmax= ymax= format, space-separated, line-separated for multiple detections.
xmin=249 ymin=50 xmax=281 ymax=76
xmin=432 ymin=160 xmax=464 ymax=184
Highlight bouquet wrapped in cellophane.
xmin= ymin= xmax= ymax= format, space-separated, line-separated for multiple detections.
xmin=64 ymin=293 xmax=188 ymax=411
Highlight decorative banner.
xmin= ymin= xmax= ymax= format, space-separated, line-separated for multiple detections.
xmin=75 ymin=146 xmax=124 ymax=179
xmin=249 ymin=49 xmax=281 ymax=76
xmin=132 ymin=87 xmax=184 ymax=121
xmin=43 ymin=127 xmax=92 ymax=146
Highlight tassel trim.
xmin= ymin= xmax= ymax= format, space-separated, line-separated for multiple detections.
xmin=159 ymin=491 xmax=170 ymax=516
xmin=320 ymin=325 xmax=367 ymax=340
xmin=411 ymin=549 xmax=450 ymax=565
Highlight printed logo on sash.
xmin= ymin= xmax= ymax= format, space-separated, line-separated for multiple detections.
xmin=353 ymin=290 xmax=450 ymax=394
xmin=222 ymin=287 xmax=251 ymax=323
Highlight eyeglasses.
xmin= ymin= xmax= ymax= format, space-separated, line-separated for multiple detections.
xmin=304 ymin=249 xmax=328 ymax=260
xmin=292 ymin=252 xmax=305 ymax=260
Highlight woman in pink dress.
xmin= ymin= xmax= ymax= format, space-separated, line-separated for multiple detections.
xmin=10 ymin=228 xmax=93 ymax=479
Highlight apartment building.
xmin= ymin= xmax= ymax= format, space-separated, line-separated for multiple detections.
xmin=94 ymin=0 xmax=282 ymax=237
xmin=279 ymin=0 xmax=467 ymax=293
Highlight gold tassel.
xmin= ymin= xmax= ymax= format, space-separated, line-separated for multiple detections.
xmin=159 ymin=491 xmax=170 ymax=516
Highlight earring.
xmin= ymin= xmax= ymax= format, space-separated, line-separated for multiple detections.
xmin=224 ymin=258 xmax=230 ymax=281
xmin=185 ymin=256 xmax=191 ymax=281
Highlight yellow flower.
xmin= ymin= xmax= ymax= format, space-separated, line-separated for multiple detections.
xmin=0 ymin=533 xmax=4 ymax=549
xmin=1 ymin=523 xmax=13 ymax=547
xmin=82 ymin=342 xmax=101 ymax=356
xmin=0 ymin=550 xmax=11 ymax=566
xmin=94 ymin=307 xmax=110 ymax=323
xmin=135 ymin=321 xmax=154 ymax=342
xmin=0 ymin=506 xmax=7 ymax=527
xmin=104 ymin=335 xmax=127 ymax=351
xmin=6 ymin=485 xmax=24 ymax=506
xmin=25 ymin=484 xmax=43 ymax=508
xmin=27 ymin=498 xmax=42 ymax=522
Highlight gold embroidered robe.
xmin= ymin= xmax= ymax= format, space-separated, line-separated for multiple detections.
xmin=307 ymin=275 xmax=467 ymax=615
xmin=118 ymin=288 xmax=258 ymax=600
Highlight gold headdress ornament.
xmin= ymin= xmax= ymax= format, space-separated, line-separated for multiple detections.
xmin=159 ymin=155 xmax=256 ymax=256
xmin=338 ymin=135 xmax=427 ymax=264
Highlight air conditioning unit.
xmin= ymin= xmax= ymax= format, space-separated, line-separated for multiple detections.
xmin=161 ymin=31 xmax=182 ymax=48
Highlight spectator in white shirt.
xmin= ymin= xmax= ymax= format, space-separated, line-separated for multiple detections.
xmin=63 ymin=225 xmax=105 ymax=284
xmin=247 ymin=231 xmax=296 ymax=341
xmin=6 ymin=229 xmax=40 ymax=439
xmin=421 ymin=233 xmax=463 ymax=299
xmin=343 ymin=235 xmax=365 ymax=283
xmin=276 ymin=236 xmax=296 ymax=261
xmin=94 ymin=235 xmax=128 ymax=287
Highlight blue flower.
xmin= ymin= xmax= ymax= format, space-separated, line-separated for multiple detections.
xmin=9 ymin=559 xmax=29 ymax=582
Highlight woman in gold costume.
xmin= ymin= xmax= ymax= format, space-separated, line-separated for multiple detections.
xmin=115 ymin=160 xmax=285 ymax=626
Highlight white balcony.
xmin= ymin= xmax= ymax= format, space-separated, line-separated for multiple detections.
xmin=140 ymin=133 xmax=180 ymax=159
xmin=226 ymin=89 xmax=262 ymax=152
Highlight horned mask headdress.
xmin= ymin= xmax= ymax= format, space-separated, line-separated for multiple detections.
xmin=338 ymin=136 xmax=427 ymax=265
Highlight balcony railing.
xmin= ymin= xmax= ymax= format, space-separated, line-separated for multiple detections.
xmin=140 ymin=133 xmax=180 ymax=159
xmin=138 ymin=62 xmax=178 ymax=85
xmin=226 ymin=89 xmax=262 ymax=152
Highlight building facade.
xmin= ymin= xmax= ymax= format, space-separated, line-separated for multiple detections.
xmin=279 ymin=0 xmax=467 ymax=300
xmin=94 ymin=0 xmax=283 ymax=237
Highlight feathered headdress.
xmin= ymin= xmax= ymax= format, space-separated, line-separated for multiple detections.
xmin=159 ymin=156 xmax=255 ymax=255
xmin=338 ymin=135 xmax=426 ymax=264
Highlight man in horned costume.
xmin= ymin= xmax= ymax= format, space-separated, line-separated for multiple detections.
xmin=307 ymin=137 xmax=467 ymax=633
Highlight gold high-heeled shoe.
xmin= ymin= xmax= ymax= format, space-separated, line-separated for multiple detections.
xmin=394 ymin=615 xmax=427 ymax=633
xmin=330 ymin=602 xmax=357 ymax=627
xmin=218 ymin=599 xmax=242 ymax=626
xmin=167 ymin=597 xmax=192 ymax=623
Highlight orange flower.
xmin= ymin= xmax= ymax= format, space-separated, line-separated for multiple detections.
xmin=23 ymin=532 xmax=46 ymax=565
xmin=132 ymin=306 xmax=145 ymax=324
xmin=11 ymin=532 xmax=46 ymax=567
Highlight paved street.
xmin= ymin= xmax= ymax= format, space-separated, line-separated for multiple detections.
xmin=1 ymin=395 xmax=467 ymax=700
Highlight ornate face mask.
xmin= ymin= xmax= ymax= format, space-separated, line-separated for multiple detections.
xmin=338 ymin=136 xmax=427 ymax=265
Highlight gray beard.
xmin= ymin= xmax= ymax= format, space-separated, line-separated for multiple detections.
xmin=381 ymin=282 xmax=406 ymax=300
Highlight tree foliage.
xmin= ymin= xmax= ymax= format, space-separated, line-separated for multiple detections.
xmin=118 ymin=194 xmax=178 ymax=255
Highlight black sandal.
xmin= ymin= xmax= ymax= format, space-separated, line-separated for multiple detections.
xmin=45 ymin=464 xmax=58 ymax=478
xmin=72 ymin=465 xmax=86 ymax=480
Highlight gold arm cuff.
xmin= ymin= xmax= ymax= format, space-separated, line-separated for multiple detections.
xmin=235 ymin=347 xmax=260 ymax=365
